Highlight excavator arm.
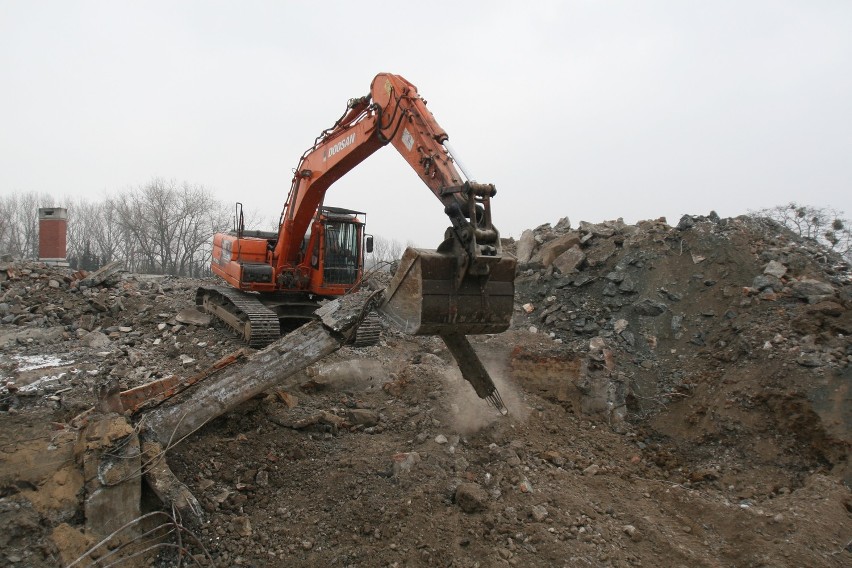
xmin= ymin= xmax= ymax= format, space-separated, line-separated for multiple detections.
xmin=273 ymin=73 xmax=504 ymax=287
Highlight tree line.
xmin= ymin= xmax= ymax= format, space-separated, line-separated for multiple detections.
xmin=0 ymin=179 xmax=411 ymax=276
xmin=750 ymin=203 xmax=852 ymax=261
xmin=0 ymin=179 xmax=232 ymax=276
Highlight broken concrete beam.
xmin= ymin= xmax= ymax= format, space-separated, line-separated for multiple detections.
xmin=140 ymin=290 xmax=382 ymax=447
xmin=75 ymin=413 xmax=142 ymax=539
xmin=78 ymin=260 xmax=123 ymax=288
xmin=142 ymin=441 xmax=201 ymax=520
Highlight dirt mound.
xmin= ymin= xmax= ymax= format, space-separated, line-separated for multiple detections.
xmin=0 ymin=213 xmax=850 ymax=567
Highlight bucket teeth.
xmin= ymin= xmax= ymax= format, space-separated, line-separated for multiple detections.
xmin=440 ymin=332 xmax=508 ymax=416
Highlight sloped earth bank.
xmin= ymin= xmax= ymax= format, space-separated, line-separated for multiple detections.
xmin=0 ymin=214 xmax=850 ymax=567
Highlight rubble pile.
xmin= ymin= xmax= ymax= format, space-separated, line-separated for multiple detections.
xmin=509 ymin=213 xmax=850 ymax=486
xmin=0 ymin=214 xmax=850 ymax=568
xmin=0 ymin=260 xmax=238 ymax=414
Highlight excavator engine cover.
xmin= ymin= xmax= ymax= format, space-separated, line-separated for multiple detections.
xmin=381 ymin=247 xmax=516 ymax=336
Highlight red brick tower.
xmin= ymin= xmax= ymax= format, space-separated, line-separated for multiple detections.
xmin=38 ymin=207 xmax=68 ymax=265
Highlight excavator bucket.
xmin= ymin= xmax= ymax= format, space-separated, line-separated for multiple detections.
xmin=380 ymin=247 xmax=516 ymax=336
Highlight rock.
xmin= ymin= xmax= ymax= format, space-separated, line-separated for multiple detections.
xmin=80 ymin=415 xmax=141 ymax=538
xmin=659 ymin=288 xmax=682 ymax=301
xmin=455 ymin=483 xmax=489 ymax=513
xmin=752 ymin=274 xmax=782 ymax=292
xmin=79 ymin=260 xmax=123 ymax=287
xmin=541 ymin=450 xmax=565 ymax=466
xmin=586 ymin=239 xmax=617 ymax=267
xmin=85 ymin=331 xmax=111 ymax=348
xmin=435 ymin=434 xmax=448 ymax=444
xmin=790 ymin=279 xmax=835 ymax=302
xmin=392 ymin=452 xmax=421 ymax=475
xmin=532 ymin=232 xmax=582 ymax=267
xmin=530 ymin=505 xmax=549 ymax=521
xmin=554 ymin=216 xmax=572 ymax=231
xmin=79 ymin=314 xmax=96 ymax=331
xmin=346 ymin=409 xmax=380 ymax=426
xmin=632 ymin=299 xmax=668 ymax=316
xmin=676 ymin=215 xmax=695 ymax=230
xmin=796 ymin=353 xmax=824 ymax=367
xmin=583 ymin=464 xmax=600 ymax=476
xmin=175 ymin=308 xmax=212 ymax=327
xmin=623 ymin=524 xmax=642 ymax=541
xmin=806 ymin=301 xmax=844 ymax=317
xmin=763 ymin=260 xmax=787 ymax=279
xmin=232 ymin=516 xmax=252 ymax=537
xmin=579 ymin=220 xmax=617 ymax=238
xmin=515 ymin=230 xmax=537 ymax=265
xmin=504 ymin=451 xmax=522 ymax=467
xmin=552 ymin=246 xmax=586 ymax=274
xmin=618 ymin=275 xmax=637 ymax=293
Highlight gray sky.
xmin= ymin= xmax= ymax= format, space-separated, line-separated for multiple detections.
xmin=2 ymin=1 xmax=851 ymax=247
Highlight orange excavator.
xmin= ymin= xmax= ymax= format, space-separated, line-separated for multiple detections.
xmin=197 ymin=73 xmax=516 ymax=408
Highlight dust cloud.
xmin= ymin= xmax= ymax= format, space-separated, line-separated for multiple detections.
xmin=441 ymin=352 xmax=528 ymax=435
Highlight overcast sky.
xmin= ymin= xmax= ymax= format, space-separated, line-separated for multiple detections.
xmin=2 ymin=1 xmax=850 ymax=247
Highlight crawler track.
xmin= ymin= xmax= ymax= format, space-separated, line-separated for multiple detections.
xmin=352 ymin=311 xmax=382 ymax=347
xmin=196 ymin=286 xmax=281 ymax=348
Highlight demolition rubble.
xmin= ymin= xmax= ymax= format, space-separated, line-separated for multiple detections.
xmin=0 ymin=213 xmax=850 ymax=567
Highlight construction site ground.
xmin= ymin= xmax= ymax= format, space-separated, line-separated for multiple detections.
xmin=1 ymin=214 xmax=850 ymax=567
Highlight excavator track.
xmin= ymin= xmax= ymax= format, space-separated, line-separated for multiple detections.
xmin=196 ymin=286 xmax=281 ymax=349
xmin=352 ymin=311 xmax=382 ymax=347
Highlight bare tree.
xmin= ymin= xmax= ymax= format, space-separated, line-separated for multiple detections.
xmin=66 ymin=196 xmax=98 ymax=268
xmin=0 ymin=194 xmax=16 ymax=255
xmin=751 ymin=202 xmax=852 ymax=260
xmin=112 ymin=178 xmax=231 ymax=275
xmin=0 ymin=183 xmax=233 ymax=274
xmin=0 ymin=192 xmax=55 ymax=258
xmin=91 ymin=198 xmax=125 ymax=265
xmin=366 ymin=235 xmax=413 ymax=271
xmin=173 ymin=181 xmax=231 ymax=276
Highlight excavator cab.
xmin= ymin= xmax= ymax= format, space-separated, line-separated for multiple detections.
xmin=318 ymin=208 xmax=363 ymax=284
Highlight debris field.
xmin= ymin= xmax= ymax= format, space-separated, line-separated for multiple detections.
xmin=0 ymin=213 xmax=850 ymax=567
